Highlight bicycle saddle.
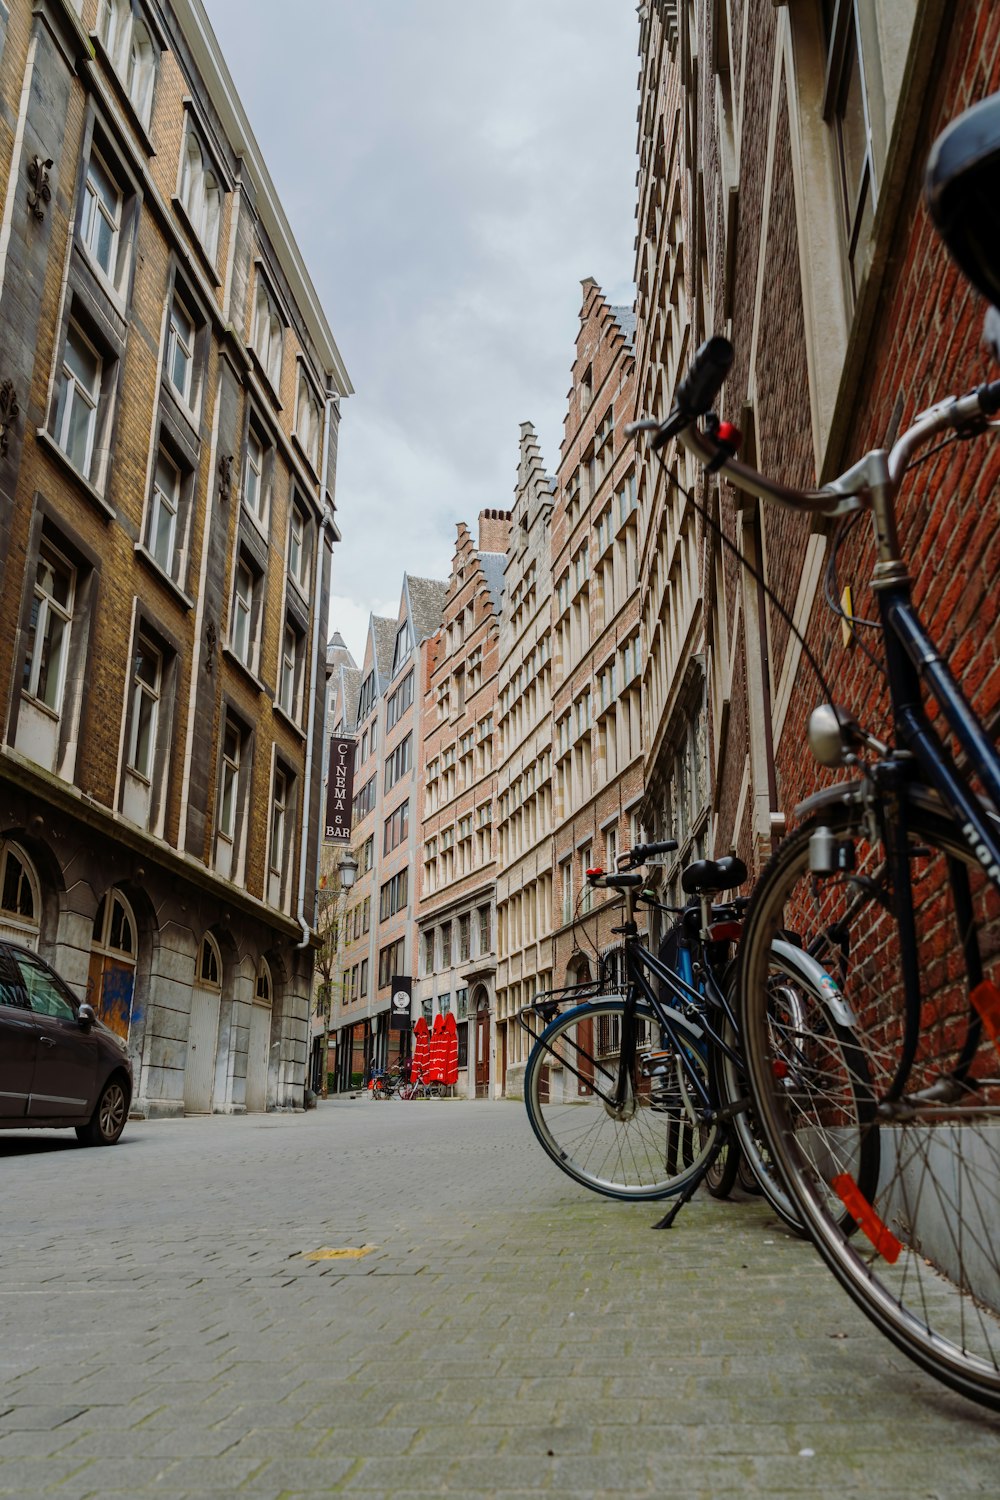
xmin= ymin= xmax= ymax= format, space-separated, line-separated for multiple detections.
xmin=926 ymin=89 xmax=1000 ymax=308
xmin=680 ymin=855 xmax=748 ymax=894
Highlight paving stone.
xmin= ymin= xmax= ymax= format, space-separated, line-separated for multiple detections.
xmin=3 ymin=1101 xmax=999 ymax=1499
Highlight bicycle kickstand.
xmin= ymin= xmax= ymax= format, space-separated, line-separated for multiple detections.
xmin=650 ymin=1176 xmax=701 ymax=1230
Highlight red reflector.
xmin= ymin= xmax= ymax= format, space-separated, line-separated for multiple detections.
xmin=586 ymin=867 xmax=604 ymax=878
xmin=772 ymin=1059 xmax=788 ymax=1079
xmin=708 ymin=921 xmax=742 ymax=943
xmin=832 ymin=1174 xmax=902 ymax=1263
xmin=716 ymin=421 xmax=742 ymax=449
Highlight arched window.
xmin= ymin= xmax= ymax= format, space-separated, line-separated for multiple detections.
xmin=254 ymin=283 xmax=283 ymax=389
xmin=202 ymin=170 xmax=221 ymax=261
xmin=101 ymin=1 xmax=156 ymax=127
xmin=296 ymin=371 xmax=320 ymax=472
xmin=255 ymin=957 xmax=272 ymax=1005
xmin=198 ymin=933 xmax=222 ymax=988
xmin=88 ymin=888 xmax=138 ymax=1039
xmin=180 ymin=130 xmax=221 ymax=263
xmin=0 ymin=840 xmax=41 ymax=947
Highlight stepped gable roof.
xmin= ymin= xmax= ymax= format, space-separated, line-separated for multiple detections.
xmin=611 ymin=304 xmax=636 ymax=348
xmin=405 ymin=575 xmax=449 ymax=644
xmin=371 ymin=615 xmax=396 ymax=688
xmin=478 ymin=551 xmax=506 ymax=616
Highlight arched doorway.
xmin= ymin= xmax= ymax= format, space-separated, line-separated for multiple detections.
xmin=0 ymin=839 xmax=41 ymax=949
xmin=185 ymin=933 xmax=223 ymax=1113
xmin=473 ymin=987 xmax=491 ymax=1098
xmin=88 ymin=889 xmax=138 ymax=1040
xmin=245 ymin=957 xmax=272 ymax=1112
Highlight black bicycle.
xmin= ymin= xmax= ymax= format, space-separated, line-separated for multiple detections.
xmin=623 ymin=94 xmax=1000 ymax=1413
xmin=519 ymin=841 xmax=874 ymax=1231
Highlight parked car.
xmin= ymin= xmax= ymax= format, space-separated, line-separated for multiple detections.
xmin=0 ymin=941 xmax=132 ymax=1145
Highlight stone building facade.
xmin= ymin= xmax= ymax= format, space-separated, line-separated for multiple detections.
xmin=416 ymin=511 xmax=509 ymax=1098
xmin=0 ymin=0 xmax=351 ymax=1115
xmin=329 ymin=575 xmax=446 ymax=1089
xmin=494 ymin=425 xmax=555 ymax=1097
xmin=549 ymin=283 xmax=644 ymax=1002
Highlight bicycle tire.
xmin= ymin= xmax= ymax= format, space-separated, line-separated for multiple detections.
xmin=740 ymin=796 xmax=1000 ymax=1410
xmin=522 ymin=996 xmax=721 ymax=1200
xmin=703 ymin=1134 xmax=740 ymax=1198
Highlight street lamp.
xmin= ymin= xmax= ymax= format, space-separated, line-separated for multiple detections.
xmin=337 ymin=848 xmax=359 ymax=891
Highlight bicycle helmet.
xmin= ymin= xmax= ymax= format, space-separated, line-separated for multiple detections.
xmin=926 ymin=90 xmax=1000 ymax=307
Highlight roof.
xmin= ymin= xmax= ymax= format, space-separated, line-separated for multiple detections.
xmin=478 ymin=552 xmax=507 ymax=616
xmin=405 ymin=575 xmax=449 ymax=644
xmin=611 ymin=304 xmax=636 ymax=349
xmin=371 ymin=616 xmax=397 ymax=689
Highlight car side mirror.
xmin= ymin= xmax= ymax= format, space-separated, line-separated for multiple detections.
xmin=77 ymin=1002 xmax=96 ymax=1030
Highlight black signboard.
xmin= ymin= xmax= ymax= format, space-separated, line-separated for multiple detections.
xmin=389 ymin=975 xmax=412 ymax=1032
xmin=324 ymin=736 xmax=355 ymax=843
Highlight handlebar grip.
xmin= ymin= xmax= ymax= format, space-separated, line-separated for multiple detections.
xmin=674 ymin=337 xmax=734 ymax=419
xmin=627 ymin=839 xmax=679 ymax=866
xmin=978 ymin=380 xmax=1000 ymax=416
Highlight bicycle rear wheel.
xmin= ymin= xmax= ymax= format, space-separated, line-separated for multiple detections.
xmin=740 ymin=797 xmax=1000 ymax=1410
xmin=523 ymin=996 xmax=721 ymax=1200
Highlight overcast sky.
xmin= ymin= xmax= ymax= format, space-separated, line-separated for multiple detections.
xmin=205 ymin=1 xmax=640 ymax=664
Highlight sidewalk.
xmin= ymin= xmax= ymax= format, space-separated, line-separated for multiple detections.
xmin=1 ymin=1098 xmax=996 ymax=1497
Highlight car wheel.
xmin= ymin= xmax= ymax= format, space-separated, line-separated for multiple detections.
xmin=76 ymin=1074 xmax=129 ymax=1146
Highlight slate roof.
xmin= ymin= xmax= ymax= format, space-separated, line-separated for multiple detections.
xmin=611 ymin=303 xmax=636 ymax=349
xmin=478 ymin=551 xmax=507 ymax=617
xmin=405 ymin=575 xmax=449 ymax=644
xmin=371 ymin=616 xmax=397 ymax=688
xmin=337 ymin=666 xmax=362 ymax=733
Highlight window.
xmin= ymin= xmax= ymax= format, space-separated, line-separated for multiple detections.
xmin=478 ymin=906 xmax=491 ymax=953
xmin=252 ymin=276 xmax=283 ymax=389
xmin=242 ymin=422 xmax=269 ymax=527
xmin=392 ymin=619 xmax=413 ymax=676
xmin=0 ymin=841 xmax=39 ymax=943
xmin=439 ymin=993 xmax=451 ymax=1017
xmin=288 ymin=501 xmax=311 ymax=594
xmin=215 ymin=712 xmax=251 ymax=880
xmin=179 ymin=122 xmax=222 ymax=262
xmin=278 ymin=619 xmax=305 ymax=721
xmin=353 ymin=776 xmax=376 ymax=823
xmin=53 ymin=320 xmax=101 ymax=478
xmin=379 ymin=869 xmax=408 ymax=920
xmin=295 ymin=368 xmax=322 ymax=472
xmin=199 ymin=933 xmax=221 ymax=986
xmin=166 ymin=293 xmax=196 ymax=408
xmin=456 ymin=986 xmax=469 ymax=1021
xmin=270 ymin=764 xmax=289 ymax=876
xmin=22 ymin=541 xmax=74 ymax=715
xmin=561 ymin=861 xmax=573 ymax=925
xmin=218 ymin=720 xmax=240 ymax=842
xmin=377 ymin=937 xmax=405 ymax=990
xmin=580 ymin=847 xmax=593 ymax=913
xmin=459 ymin=914 xmax=470 ymax=962
xmin=80 ymin=147 xmax=122 ymax=281
xmin=386 ymin=671 xmax=414 ymax=730
xmin=362 ymin=835 xmax=374 ymax=873
xmin=822 ymin=1 xmax=876 ymax=303
xmin=423 ymin=930 xmax=435 ymax=973
xmin=605 ymin=824 xmax=619 ymax=873
xmin=359 ymin=959 xmax=369 ymax=997
xmin=18 ymin=951 xmax=76 ymax=1022
xmin=229 ymin=552 xmax=262 ymax=674
xmin=99 ymin=0 xmax=156 ymax=126
xmin=384 ymin=733 xmax=412 ymax=793
xmin=148 ymin=447 xmax=181 ymax=576
xmin=127 ymin=633 xmax=161 ymax=779
xmin=383 ymin=800 xmax=409 ymax=855
xmin=441 ymin=922 xmax=452 ymax=967
xmin=357 ymin=671 xmax=376 ymax=723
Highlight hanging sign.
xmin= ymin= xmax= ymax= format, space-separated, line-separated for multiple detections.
xmin=389 ymin=975 xmax=412 ymax=1032
xmin=324 ymin=736 xmax=355 ymax=842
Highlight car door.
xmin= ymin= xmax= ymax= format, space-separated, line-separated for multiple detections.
xmin=0 ymin=946 xmax=35 ymax=1120
xmin=13 ymin=949 xmax=98 ymax=1118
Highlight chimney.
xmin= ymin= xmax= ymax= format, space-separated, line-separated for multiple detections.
xmin=477 ymin=507 xmax=512 ymax=554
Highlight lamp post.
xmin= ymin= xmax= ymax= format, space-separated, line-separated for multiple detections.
xmin=330 ymin=847 xmax=359 ymax=1090
xmin=337 ymin=848 xmax=359 ymax=891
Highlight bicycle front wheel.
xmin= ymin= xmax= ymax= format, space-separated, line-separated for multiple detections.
xmin=740 ymin=797 xmax=1000 ymax=1410
xmin=523 ymin=996 xmax=721 ymax=1200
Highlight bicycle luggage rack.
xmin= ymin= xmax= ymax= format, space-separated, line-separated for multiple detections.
xmin=516 ymin=978 xmax=625 ymax=1044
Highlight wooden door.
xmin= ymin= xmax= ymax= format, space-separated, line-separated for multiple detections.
xmin=246 ymin=1003 xmax=271 ymax=1112
xmin=184 ymin=985 xmax=221 ymax=1113
xmin=475 ymin=1008 xmax=490 ymax=1097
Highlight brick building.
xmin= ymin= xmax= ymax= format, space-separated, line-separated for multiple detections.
xmin=634 ymin=1 xmax=1000 ymax=877
xmin=494 ymin=425 xmax=556 ymax=1097
xmin=549 ymin=282 xmax=644 ymax=1000
xmin=416 ymin=511 xmax=509 ymax=1098
xmin=329 ymin=576 xmax=446 ymax=1089
xmin=0 ymin=0 xmax=351 ymax=1114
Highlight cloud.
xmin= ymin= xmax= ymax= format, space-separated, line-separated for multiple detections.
xmin=205 ymin=0 xmax=638 ymax=637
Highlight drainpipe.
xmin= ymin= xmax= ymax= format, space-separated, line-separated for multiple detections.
xmin=296 ymin=390 xmax=339 ymax=950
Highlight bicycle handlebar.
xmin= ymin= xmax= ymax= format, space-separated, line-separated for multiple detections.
xmin=626 ymin=335 xmax=1000 ymax=518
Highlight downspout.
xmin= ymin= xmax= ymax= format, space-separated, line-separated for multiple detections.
xmin=296 ymin=389 xmax=339 ymax=949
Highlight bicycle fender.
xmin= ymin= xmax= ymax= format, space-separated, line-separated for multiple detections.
xmin=770 ymin=936 xmax=857 ymax=1030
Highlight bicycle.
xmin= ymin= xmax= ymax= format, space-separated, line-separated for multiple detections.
xmin=369 ymin=1067 xmax=401 ymax=1100
xmin=398 ymin=1068 xmax=442 ymax=1101
xmin=519 ymin=841 xmax=871 ymax=1231
xmin=620 ymin=96 xmax=1000 ymax=1410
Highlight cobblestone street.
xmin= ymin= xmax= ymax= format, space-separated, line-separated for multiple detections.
xmin=2 ymin=1099 xmax=997 ymax=1498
